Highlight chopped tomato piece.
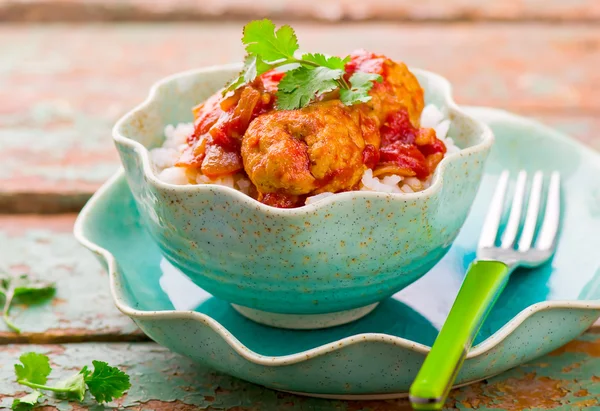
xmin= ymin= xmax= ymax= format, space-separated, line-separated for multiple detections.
xmin=414 ymin=128 xmax=436 ymax=146
xmin=419 ymin=138 xmax=447 ymax=157
xmin=259 ymin=192 xmax=301 ymax=208
xmin=362 ymin=144 xmax=380 ymax=169
xmin=201 ymin=143 xmax=243 ymax=177
xmin=345 ymin=49 xmax=386 ymax=78
xmin=261 ymin=70 xmax=285 ymax=93
xmin=379 ymin=142 xmax=429 ymax=179
xmin=176 ymin=136 xmax=208 ymax=168
xmin=190 ymin=93 xmax=223 ymax=143
xmin=380 ymin=110 xmax=416 ymax=146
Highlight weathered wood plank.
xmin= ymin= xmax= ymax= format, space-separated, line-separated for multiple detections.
xmin=0 ymin=215 xmax=140 ymax=342
xmin=2 ymin=0 xmax=600 ymax=22
xmin=3 ymin=23 xmax=600 ymax=112
xmin=1 ymin=23 xmax=599 ymax=212
xmin=1 ymin=334 xmax=599 ymax=410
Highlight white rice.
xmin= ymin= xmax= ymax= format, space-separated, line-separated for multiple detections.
xmin=360 ymin=169 xmax=403 ymax=194
xmin=305 ymin=192 xmax=336 ymax=205
xmin=150 ymin=104 xmax=459 ymax=204
xmin=157 ymin=166 xmax=188 ymax=185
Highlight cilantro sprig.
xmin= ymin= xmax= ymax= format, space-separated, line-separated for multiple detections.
xmin=0 ymin=274 xmax=56 ymax=333
xmin=225 ymin=19 xmax=382 ymax=110
xmin=11 ymin=352 xmax=131 ymax=410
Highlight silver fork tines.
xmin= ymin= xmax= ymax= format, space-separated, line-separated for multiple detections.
xmin=501 ymin=170 xmax=527 ymax=249
xmin=536 ymin=172 xmax=561 ymax=251
xmin=477 ymin=170 xmax=561 ymax=267
xmin=518 ymin=171 xmax=544 ymax=252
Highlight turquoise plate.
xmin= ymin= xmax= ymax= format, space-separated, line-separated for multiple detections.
xmin=75 ymin=107 xmax=600 ymax=399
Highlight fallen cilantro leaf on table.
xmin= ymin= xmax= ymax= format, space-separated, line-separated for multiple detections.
xmin=83 ymin=361 xmax=131 ymax=403
xmin=11 ymin=391 xmax=42 ymax=410
xmin=14 ymin=352 xmax=52 ymax=385
xmin=0 ymin=274 xmax=56 ymax=333
xmin=224 ymin=19 xmax=381 ymax=109
xmin=12 ymin=352 xmax=131 ymax=409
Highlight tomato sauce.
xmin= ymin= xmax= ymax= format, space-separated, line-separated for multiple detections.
xmin=362 ymin=144 xmax=380 ymax=169
xmin=375 ymin=109 xmax=446 ymax=179
xmin=178 ymin=76 xmax=278 ymax=177
xmin=345 ymin=50 xmax=387 ymax=79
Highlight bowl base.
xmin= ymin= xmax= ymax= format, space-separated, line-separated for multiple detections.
xmin=231 ymin=303 xmax=379 ymax=329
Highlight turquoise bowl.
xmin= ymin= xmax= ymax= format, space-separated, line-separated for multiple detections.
xmin=112 ymin=65 xmax=493 ymax=327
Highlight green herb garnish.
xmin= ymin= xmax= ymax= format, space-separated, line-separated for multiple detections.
xmin=0 ymin=274 xmax=56 ymax=333
xmin=11 ymin=391 xmax=42 ymax=410
xmin=12 ymin=352 xmax=131 ymax=409
xmin=225 ymin=19 xmax=382 ymax=110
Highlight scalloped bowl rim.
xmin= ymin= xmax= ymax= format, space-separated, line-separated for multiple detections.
xmin=112 ymin=63 xmax=494 ymax=215
xmin=77 ymin=106 xmax=600 ymax=367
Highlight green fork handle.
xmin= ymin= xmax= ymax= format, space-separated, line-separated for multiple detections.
xmin=409 ymin=260 xmax=511 ymax=410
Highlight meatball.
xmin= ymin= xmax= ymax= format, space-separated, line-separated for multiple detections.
xmin=241 ymin=100 xmax=366 ymax=196
xmin=346 ymin=49 xmax=425 ymax=128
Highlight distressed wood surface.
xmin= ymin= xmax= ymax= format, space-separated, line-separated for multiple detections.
xmin=0 ymin=334 xmax=599 ymax=410
xmin=2 ymin=0 xmax=600 ymax=22
xmin=1 ymin=22 xmax=600 ymax=212
xmin=0 ymin=214 xmax=140 ymax=343
xmin=3 ymin=15 xmax=600 ymax=411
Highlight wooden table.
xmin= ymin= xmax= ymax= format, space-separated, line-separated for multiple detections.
xmin=1 ymin=2 xmax=599 ymax=410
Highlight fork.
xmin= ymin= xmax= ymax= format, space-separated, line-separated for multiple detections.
xmin=409 ymin=170 xmax=561 ymax=410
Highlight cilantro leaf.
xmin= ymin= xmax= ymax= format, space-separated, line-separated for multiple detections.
xmin=1 ymin=274 xmax=56 ymax=333
xmin=224 ymin=55 xmax=272 ymax=94
xmin=15 ymin=352 xmax=52 ymax=385
xmin=243 ymin=55 xmax=272 ymax=83
xmin=242 ymin=19 xmax=298 ymax=62
xmin=224 ymin=75 xmax=245 ymax=94
xmin=301 ymin=53 xmax=349 ymax=70
xmin=13 ymin=279 xmax=56 ymax=306
xmin=276 ymin=66 xmax=344 ymax=110
xmin=339 ymin=72 xmax=383 ymax=105
xmin=11 ymin=390 xmax=42 ymax=410
xmin=84 ymin=360 xmax=131 ymax=403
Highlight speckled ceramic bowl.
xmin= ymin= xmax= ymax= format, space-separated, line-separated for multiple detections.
xmin=112 ymin=64 xmax=493 ymax=328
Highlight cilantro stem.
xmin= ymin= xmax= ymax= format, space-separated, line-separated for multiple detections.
xmin=269 ymin=57 xmax=320 ymax=70
xmin=338 ymin=75 xmax=351 ymax=90
xmin=295 ymin=59 xmax=320 ymax=68
xmin=2 ymin=289 xmax=20 ymax=333
xmin=17 ymin=380 xmax=73 ymax=393
xmin=3 ymin=313 xmax=19 ymax=334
